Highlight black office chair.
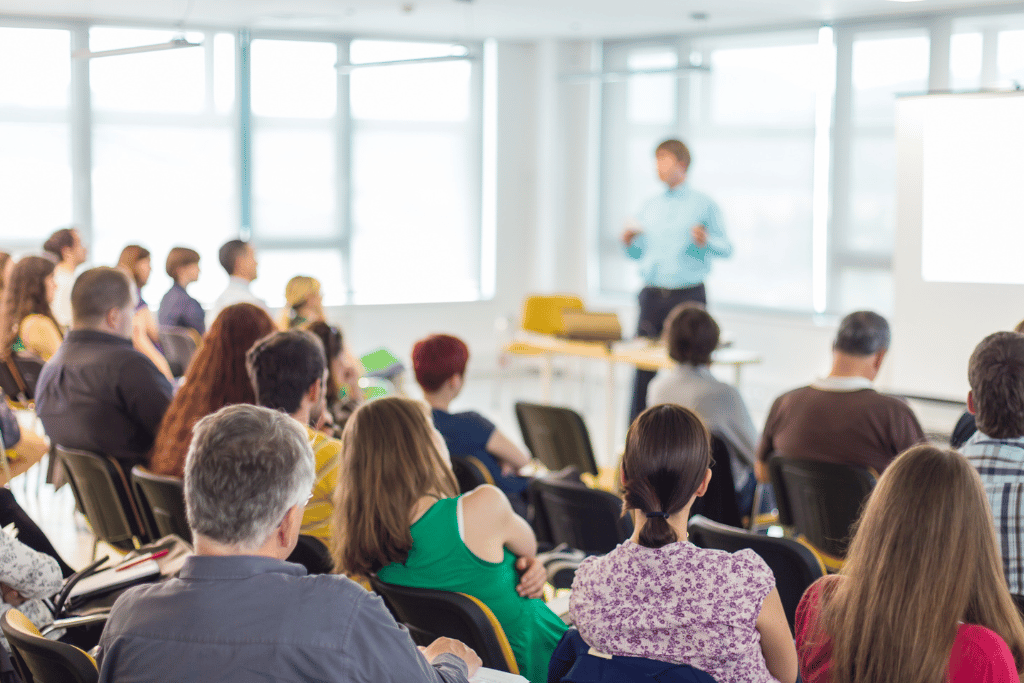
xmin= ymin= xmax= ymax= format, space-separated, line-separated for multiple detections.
xmin=528 ymin=478 xmax=632 ymax=555
xmin=56 ymin=446 xmax=150 ymax=555
xmin=688 ymin=514 xmax=825 ymax=629
xmin=2 ymin=609 xmax=98 ymax=683
xmin=0 ymin=352 xmax=45 ymax=407
xmin=369 ymin=576 xmax=520 ymax=674
xmin=158 ymin=326 xmax=201 ymax=378
xmin=130 ymin=466 xmax=191 ymax=543
xmin=768 ymin=455 xmax=876 ymax=567
xmin=450 ymin=455 xmax=495 ymax=493
xmin=515 ymin=402 xmax=599 ymax=476
xmin=287 ymin=534 xmax=334 ymax=575
xmin=688 ymin=435 xmax=743 ymax=529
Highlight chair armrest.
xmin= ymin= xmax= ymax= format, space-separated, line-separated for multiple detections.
xmin=41 ymin=611 xmax=110 ymax=635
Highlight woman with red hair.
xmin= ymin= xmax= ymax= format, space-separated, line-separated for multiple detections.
xmin=412 ymin=334 xmax=531 ymax=505
xmin=148 ymin=303 xmax=277 ymax=477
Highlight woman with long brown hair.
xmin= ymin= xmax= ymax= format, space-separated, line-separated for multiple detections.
xmin=0 ymin=256 xmax=62 ymax=361
xmin=148 ymin=303 xmax=277 ymax=477
xmin=117 ymin=244 xmax=174 ymax=382
xmin=570 ymin=404 xmax=797 ymax=683
xmin=795 ymin=444 xmax=1024 ymax=683
xmin=332 ymin=396 xmax=566 ymax=683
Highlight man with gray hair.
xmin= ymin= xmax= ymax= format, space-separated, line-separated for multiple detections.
xmin=754 ymin=310 xmax=925 ymax=479
xmin=95 ymin=404 xmax=480 ymax=683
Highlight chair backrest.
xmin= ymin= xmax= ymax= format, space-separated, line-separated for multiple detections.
xmin=514 ymin=402 xmax=598 ymax=476
xmin=688 ymin=435 xmax=743 ymax=528
xmin=158 ymin=326 xmax=201 ymax=378
xmin=520 ymin=295 xmax=585 ymax=336
xmin=450 ymin=455 xmax=494 ymax=493
xmin=687 ymin=515 xmax=825 ymax=629
xmin=56 ymin=446 xmax=149 ymax=552
xmin=549 ymin=629 xmax=718 ymax=683
xmin=768 ymin=456 xmax=876 ymax=559
xmin=1 ymin=609 xmax=98 ymax=683
xmin=130 ymin=466 xmax=191 ymax=543
xmin=286 ymin=534 xmax=335 ymax=575
xmin=529 ymin=478 xmax=632 ymax=555
xmin=368 ymin=576 xmax=519 ymax=674
xmin=0 ymin=352 xmax=45 ymax=406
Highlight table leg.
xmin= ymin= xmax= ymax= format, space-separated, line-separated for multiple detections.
xmin=541 ymin=353 xmax=553 ymax=403
xmin=605 ymin=358 xmax=616 ymax=468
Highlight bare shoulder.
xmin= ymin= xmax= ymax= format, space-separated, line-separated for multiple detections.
xmin=461 ymin=484 xmax=511 ymax=520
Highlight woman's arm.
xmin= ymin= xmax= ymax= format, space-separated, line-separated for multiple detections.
xmin=461 ymin=485 xmax=545 ymax=598
xmin=20 ymin=315 xmax=63 ymax=361
xmin=0 ymin=532 xmax=63 ymax=600
xmin=484 ymin=430 xmax=531 ymax=472
xmin=132 ymin=313 xmax=174 ymax=382
xmin=756 ymin=587 xmax=799 ymax=683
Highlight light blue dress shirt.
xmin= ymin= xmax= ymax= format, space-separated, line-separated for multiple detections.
xmin=625 ymin=182 xmax=732 ymax=288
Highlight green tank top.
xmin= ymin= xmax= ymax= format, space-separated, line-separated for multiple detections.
xmin=377 ymin=496 xmax=567 ymax=683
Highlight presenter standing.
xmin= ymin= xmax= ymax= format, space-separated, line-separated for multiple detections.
xmin=622 ymin=139 xmax=732 ymax=425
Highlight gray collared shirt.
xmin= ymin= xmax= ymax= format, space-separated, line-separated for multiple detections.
xmin=96 ymin=555 xmax=470 ymax=683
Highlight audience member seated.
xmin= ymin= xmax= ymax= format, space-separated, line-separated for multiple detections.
xmin=795 ymin=445 xmax=1024 ymax=682
xmin=334 ymin=396 xmax=565 ymax=683
xmin=308 ymin=321 xmax=363 ymax=436
xmin=41 ymin=227 xmax=88 ymax=329
xmin=755 ymin=310 xmax=925 ymax=482
xmin=648 ymin=302 xmax=759 ymax=514
xmin=118 ymin=244 xmax=173 ymax=382
xmin=247 ymin=330 xmax=340 ymax=545
xmin=950 ymin=318 xmax=1024 ymax=449
xmin=0 ymin=525 xmax=65 ymax=653
xmin=280 ymin=275 xmax=325 ymax=329
xmin=211 ymin=239 xmax=265 ymax=318
xmin=1 ymin=393 xmax=49 ymax=484
xmin=158 ymin=246 xmax=205 ymax=335
xmin=412 ymin=334 xmax=531 ymax=503
xmin=960 ymin=331 xmax=1024 ymax=605
xmin=0 ymin=256 xmax=63 ymax=362
xmin=149 ymin=303 xmax=276 ymax=477
xmin=96 ymin=404 xmax=480 ymax=683
xmin=35 ymin=267 xmax=173 ymax=471
xmin=570 ymin=404 xmax=797 ymax=683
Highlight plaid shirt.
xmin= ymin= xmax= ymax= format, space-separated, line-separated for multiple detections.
xmin=962 ymin=431 xmax=1024 ymax=596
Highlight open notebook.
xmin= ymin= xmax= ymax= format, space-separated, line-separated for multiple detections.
xmin=470 ymin=668 xmax=528 ymax=683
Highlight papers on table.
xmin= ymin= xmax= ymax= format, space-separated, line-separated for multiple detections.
xmin=67 ymin=559 xmax=161 ymax=601
xmin=470 ymin=667 xmax=529 ymax=683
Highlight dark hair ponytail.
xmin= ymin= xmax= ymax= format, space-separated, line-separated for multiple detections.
xmin=621 ymin=404 xmax=712 ymax=548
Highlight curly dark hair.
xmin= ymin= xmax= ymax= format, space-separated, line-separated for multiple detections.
xmin=0 ymin=256 xmax=58 ymax=361
xmin=148 ymin=303 xmax=277 ymax=477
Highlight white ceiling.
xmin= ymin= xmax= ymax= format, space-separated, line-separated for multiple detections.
xmin=1 ymin=0 xmax=1021 ymax=39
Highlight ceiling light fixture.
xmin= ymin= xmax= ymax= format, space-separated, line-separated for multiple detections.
xmin=72 ymin=36 xmax=203 ymax=60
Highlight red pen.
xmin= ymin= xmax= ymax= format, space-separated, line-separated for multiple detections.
xmin=116 ymin=549 xmax=169 ymax=572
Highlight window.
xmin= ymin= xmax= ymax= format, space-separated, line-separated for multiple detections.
xmin=0 ymin=27 xmax=72 ymax=244
xmin=90 ymin=27 xmax=238 ymax=306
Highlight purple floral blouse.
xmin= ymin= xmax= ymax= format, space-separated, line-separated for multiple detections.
xmin=570 ymin=540 xmax=778 ymax=683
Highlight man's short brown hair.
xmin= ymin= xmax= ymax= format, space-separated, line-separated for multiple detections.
xmin=968 ymin=331 xmax=1024 ymax=439
xmin=165 ymin=247 xmax=201 ymax=280
xmin=71 ymin=267 xmax=132 ymax=326
xmin=664 ymin=303 xmax=719 ymax=366
xmin=655 ymin=139 xmax=691 ymax=169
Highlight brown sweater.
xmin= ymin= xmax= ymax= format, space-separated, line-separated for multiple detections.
xmin=756 ymin=385 xmax=926 ymax=473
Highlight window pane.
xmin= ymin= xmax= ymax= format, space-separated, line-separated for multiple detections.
xmin=351 ymin=61 xmax=471 ymax=122
xmin=350 ymin=40 xmax=467 ymax=64
xmin=950 ymin=32 xmax=983 ymax=91
xmin=252 ymin=127 xmax=336 ymax=239
xmin=92 ymin=125 xmax=237 ymax=306
xmin=709 ymin=42 xmax=819 ymax=126
xmin=999 ymin=30 xmax=1024 ymax=87
xmin=251 ymin=40 xmax=336 ymax=118
xmin=0 ymin=123 xmax=72 ymax=239
xmin=90 ymin=28 xmax=206 ymax=113
xmin=836 ymin=268 xmax=893 ymax=316
xmin=250 ymin=249 xmax=346 ymax=308
xmin=852 ymin=34 xmax=930 ymax=126
xmin=350 ymin=128 xmax=477 ymax=304
xmin=843 ymin=134 xmax=896 ymax=253
xmin=626 ymin=49 xmax=677 ymax=125
xmin=213 ymin=33 xmax=236 ymax=115
xmin=0 ymin=28 xmax=70 ymax=108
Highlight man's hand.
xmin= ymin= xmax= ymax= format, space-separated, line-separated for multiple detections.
xmin=621 ymin=228 xmax=642 ymax=247
xmin=1 ymin=583 xmax=26 ymax=607
xmin=691 ymin=224 xmax=708 ymax=248
xmin=422 ymin=637 xmax=482 ymax=677
xmin=515 ymin=556 xmax=546 ymax=599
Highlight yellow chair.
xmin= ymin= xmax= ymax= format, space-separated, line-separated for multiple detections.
xmin=520 ymin=295 xmax=585 ymax=336
xmin=1 ymin=609 xmax=99 ymax=683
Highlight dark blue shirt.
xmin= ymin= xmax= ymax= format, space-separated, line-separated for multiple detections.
xmin=431 ymin=408 xmax=528 ymax=495
xmin=158 ymin=283 xmax=205 ymax=335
